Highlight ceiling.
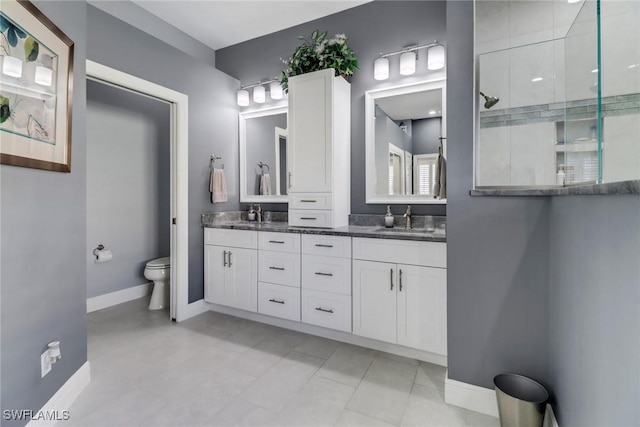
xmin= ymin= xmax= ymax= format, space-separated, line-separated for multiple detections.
xmin=130 ymin=1 xmax=371 ymax=51
xmin=376 ymin=90 xmax=443 ymax=121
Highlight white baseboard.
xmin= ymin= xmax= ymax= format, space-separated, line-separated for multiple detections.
xmin=445 ymin=375 xmax=499 ymax=417
xmin=445 ymin=375 xmax=559 ymax=426
xmin=87 ymin=283 xmax=152 ymax=313
xmin=26 ymin=362 xmax=91 ymax=427
xmin=206 ymin=302 xmax=447 ymax=366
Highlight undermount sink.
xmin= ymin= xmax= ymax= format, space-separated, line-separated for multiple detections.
xmin=375 ymin=227 xmax=435 ymax=234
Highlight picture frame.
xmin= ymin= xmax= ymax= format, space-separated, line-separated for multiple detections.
xmin=0 ymin=0 xmax=74 ymax=172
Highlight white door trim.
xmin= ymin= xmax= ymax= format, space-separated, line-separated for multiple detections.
xmin=85 ymin=60 xmax=190 ymax=322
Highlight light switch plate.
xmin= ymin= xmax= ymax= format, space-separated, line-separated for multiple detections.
xmin=41 ymin=351 xmax=51 ymax=377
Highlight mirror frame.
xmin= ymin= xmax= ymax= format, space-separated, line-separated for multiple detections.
xmin=365 ymin=78 xmax=447 ymax=204
xmin=239 ymin=106 xmax=288 ymax=204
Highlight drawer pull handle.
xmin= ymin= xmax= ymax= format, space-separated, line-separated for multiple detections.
xmin=289 ymin=172 xmax=292 ymax=189
xmin=399 ymin=269 xmax=403 ymax=292
xmin=315 ymin=272 xmax=333 ymax=277
xmin=228 ymin=251 xmax=232 ymax=267
xmin=315 ymin=307 xmax=334 ymax=314
xmin=269 ymin=299 xmax=285 ymax=304
xmin=300 ymin=200 xmax=317 ymax=203
xmin=269 ymin=240 xmax=285 ymax=244
xmin=223 ymin=250 xmax=227 ymax=267
xmin=300 ymin=217 xmax=317 ymax=220
xmin=314 ymin=244 xmax=334 ymax=248
xmin=390 ymin=268 xmax=394 ymax=291
xmin=269 ymin=266 xmax=285 ymax=271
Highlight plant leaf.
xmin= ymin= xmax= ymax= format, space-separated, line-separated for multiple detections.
xmin=0 ymin=16 xmax=9 ymax=32
xmin=14 ymin=26 xmax=25 ymax=39
xmin=7 ymin=27 xmax=17 ymax=47
xmin=0 ymin=95 xmax=10 ymax=124
xmin=24 ymin=37 xmax=38 ymax=62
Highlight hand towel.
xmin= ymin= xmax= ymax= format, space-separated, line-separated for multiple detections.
xmin=210 ymin=168 xmax=227 ymax=203
xmin=259 ymin=173 xmax=272 ymax=195
xmin=433 ymin=154 xmax=447 ymax=199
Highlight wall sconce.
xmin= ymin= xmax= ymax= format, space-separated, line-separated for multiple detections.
xmin=237 ymin=78 xmax=283 ymax=106
xmin=34 ymin=65 xmax=53 ymax=86
xmin=2 ymin=55 xmax=23 ymax=78
xmin=374 ymin=40 xmax=445 ymax=80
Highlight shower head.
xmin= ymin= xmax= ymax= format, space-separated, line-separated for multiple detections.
xmin=480 ymin=92 xmax=500 ymax=109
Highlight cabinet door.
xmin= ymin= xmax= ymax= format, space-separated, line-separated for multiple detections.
xmin=397 ymin=264 xmax=447 ymax=356
xmin=352 ymin=260 xmax=397 ymax=344
xmin=226 ymin=247 xmax=258 ymax=312
xmin=204 ymin=245 xmax=228 ymax=305
xmin=288 ymin=70 xmax=332 ymax=192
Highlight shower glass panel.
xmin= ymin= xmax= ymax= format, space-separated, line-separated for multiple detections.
xmin=475 ymin=0 xmax=640 ymax=188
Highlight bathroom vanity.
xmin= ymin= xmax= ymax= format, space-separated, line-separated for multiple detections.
xmin=203 ymin=219 xmax=447 ymax=365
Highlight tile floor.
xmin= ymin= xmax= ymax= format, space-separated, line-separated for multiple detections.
xmin=65 ymin=298 xmax=499 ymax=427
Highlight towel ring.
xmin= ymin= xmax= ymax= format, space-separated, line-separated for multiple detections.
xmin=257 ymin=162 xmax=270 ymax=174
xmin=211 ymin=154 xmax=224 ymax=170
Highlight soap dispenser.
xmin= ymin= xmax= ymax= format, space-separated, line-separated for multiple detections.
xmin=247 ymin=204 xmax=256 ymax=221
xmin=384 ymin=206 xmax=394 ymax=228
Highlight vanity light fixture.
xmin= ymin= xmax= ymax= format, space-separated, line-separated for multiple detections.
xmin=236 ymin=78 xmax=282 ymax=106
xmin=373 ymin=40 xmax=445 ymax=81
xmin=2 ymin=55 xmax=23 ymax=78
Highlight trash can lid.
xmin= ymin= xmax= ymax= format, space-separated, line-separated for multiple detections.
xmin=494 ymin=373 xmax=549 ymax=403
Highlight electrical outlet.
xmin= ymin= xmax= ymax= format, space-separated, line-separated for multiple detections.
xmin=41 ymin=351 xmax=51 ymax=378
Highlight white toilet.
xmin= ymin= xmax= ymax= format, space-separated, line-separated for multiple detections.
xmin=144 ymin=257 xmax=170 ymax=310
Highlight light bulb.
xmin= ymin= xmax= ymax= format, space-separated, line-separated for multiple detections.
xmin=399 ymin=51 xmax=416 ymax=76
xmin=237 ymin=89 xmax=249 ymax=107
xmin=374 ymin=57 xmax=389 ymax=80
xmin=428 ymin=45 xmax=445 ymax=70
xmin=253 ymin=85 xmax=266 ymax=103
xmin=2 ymin=56 xmax=22 ymax=78
xmin=270 ymin=81 xmax=283 ymax=100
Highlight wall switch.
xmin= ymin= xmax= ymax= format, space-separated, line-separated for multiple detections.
xmin=41 ymin=351 xmax=52 ymax=377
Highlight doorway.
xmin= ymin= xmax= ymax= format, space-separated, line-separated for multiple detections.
xmin=86 ymin=60 xmax=189 ymax=321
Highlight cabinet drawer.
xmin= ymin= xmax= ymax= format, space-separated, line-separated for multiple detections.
xmin=302 ymin=235 xmax=351 ymax=258
xmin=290 ymin=193 xmax=332 ymax=210
xmin=289 ymin=210 xmax=333 ymax=228
xmin=302 ymin=255 xmax=351 ymax=295
xmin=205 ymin=228 xmax=257 ymax=249
xmin=258 ymin=282 xmax=301 ymax=322
xmin=258 ymin=251 xmax=301 ymax=287
xmin=352 ymin=237 xmax=446 ymax=268
xmin=259 ymin=232 xmax=301 ymax=253
xmin=302 ymin=290 xmax=351 ymax=332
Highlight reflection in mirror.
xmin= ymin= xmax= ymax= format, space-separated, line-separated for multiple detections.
xmin=239 ymin=106 xmax=288 ymax=203
xmin=365 ymin=79 xmax=447 ymax=204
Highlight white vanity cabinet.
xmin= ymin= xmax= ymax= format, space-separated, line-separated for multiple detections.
xmin=301 ymin=235 xmax=352 ymax=332
xmin=287 ymin=68 xmax=351 ymax=228
xmin=204 ymin=229 xmax=258 ymax=312
xmin=257 ymin=232 xmax=302 ymax=322
xmin=352 ymin=238 xmax=447 ymax=356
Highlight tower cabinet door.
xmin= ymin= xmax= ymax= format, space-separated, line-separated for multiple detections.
xmin=352 ymin=260 xmax=397 ymax=344
xmin=288 ymin=69 xmax=333 ymax=193
xmin=204 ymin=245 xmax=228 ymax=305
xmin=226 ymin=247 xmax=258 ymax=312
xmin=397 ymin=264 xmax=447 ymax=356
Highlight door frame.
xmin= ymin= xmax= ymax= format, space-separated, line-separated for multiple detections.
xmin=86 ymin=60 xmax=190 ymax=321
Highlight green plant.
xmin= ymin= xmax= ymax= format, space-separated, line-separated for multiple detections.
xmin=280 ymin=30 xmax=358 ymax=93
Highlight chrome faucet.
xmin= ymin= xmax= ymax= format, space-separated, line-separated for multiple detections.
xmin=256 ymin=204 xmax=262 ymax=224
xmin=403 ymin=205 xmax=412 ymax=229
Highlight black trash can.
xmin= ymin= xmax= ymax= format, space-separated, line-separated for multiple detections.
xmin=494 ymin=373 xmax=549 ymax=427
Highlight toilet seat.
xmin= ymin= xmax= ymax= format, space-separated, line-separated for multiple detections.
xmin=146 ymin=257 xmax=170 ymax=270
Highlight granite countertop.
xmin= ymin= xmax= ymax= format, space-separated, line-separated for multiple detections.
xmin=470 ymin=180 xmax=640 ymax=197
xmin=201 ymin=221 xmax=446 ymax=243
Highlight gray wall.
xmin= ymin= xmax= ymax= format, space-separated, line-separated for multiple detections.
xmin=245 ymin=113 xmax=286 ymax=196
xmin=0 ymin=2 xmax=87 ymax=425
xmin=87 ymin=6 xmax=239 ymax=303
xmin=412 ymin=117 xmax=441 ymax=155
xmin=216 ymin=0 xmax=447 ymax=215
xmin=86 ymin=80 xmax=170 ymax=299
xmin=446 ymin=0 xmax=551 ymax=390
xmin=549 ymin=195 xmax=640 ymax=427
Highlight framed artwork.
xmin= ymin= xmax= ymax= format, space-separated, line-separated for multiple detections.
xmin=0 ymin=0 xmax=73 ymax=172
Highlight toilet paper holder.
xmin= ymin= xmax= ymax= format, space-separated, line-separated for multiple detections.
xmin=93 ymin=244 xmax=105 ymax=260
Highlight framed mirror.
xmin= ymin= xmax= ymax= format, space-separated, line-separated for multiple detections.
xmin=365 ymin=79 xmax=447 ymax=204
xmin=239 ymin=106 xmax=288 ymax=203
